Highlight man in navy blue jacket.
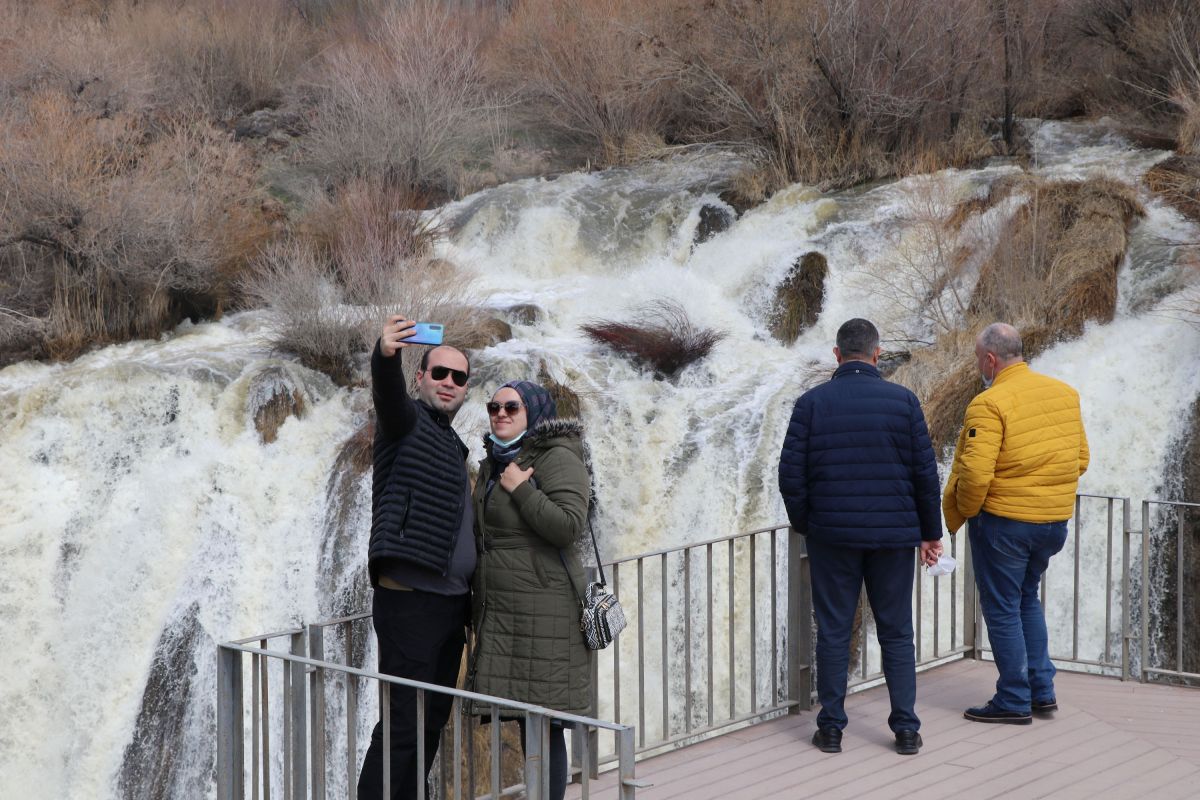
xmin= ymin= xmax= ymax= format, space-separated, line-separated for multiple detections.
xmin=778 ymin=318 xmax=942 ymax=756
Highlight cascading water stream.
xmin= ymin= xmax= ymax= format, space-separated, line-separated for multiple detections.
xmin=1 ymin=121 xmax=1197 ymax=798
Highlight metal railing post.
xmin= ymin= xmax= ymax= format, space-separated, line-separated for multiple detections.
xmin=524 ymin=712 xmax=545 ymax=800
xmin=308 ymin=624 xmax=327 ymax=800
xmin=288 ymin=632 xmax=308 ymax=799
xmin=218 ymin=645 xmax=246 ymax=800
xmin=787 ymin=527 xmax=812 ymax=711
xmin=1121 ymin=498 xmax=1133 ymax=681
xmin=617 ymin=727 xmax=637 ymax=800
xmin=1141 ymin=500 xmax=1151 ymax=682
xmin=962 ymin=525 xmax=979 ymax=659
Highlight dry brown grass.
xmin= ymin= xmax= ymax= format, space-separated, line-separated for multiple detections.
xmin=488 ymin=0 xmax=669 ymax=165
xmin=1146 ymin=156 xmax=1200 ymax=222
xmin=242 ymin=178 xmax=492 ymax=385
xmin=0 ymin=88 xmax=273 ymax=362
xmin=581 ymin=300 xmax=726 ymax=378
xmin=969 ymin=176 xmax=1143 ymax=336
xmin=891 ymin=173 xmax=1145 ymax=451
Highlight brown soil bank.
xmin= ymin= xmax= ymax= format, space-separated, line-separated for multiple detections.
xmin=895 ymin=175 xmax=1144 ymax=453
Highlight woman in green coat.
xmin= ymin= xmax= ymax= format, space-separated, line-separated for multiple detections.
xmin=469 ymin=380 xmax=592 ymax=800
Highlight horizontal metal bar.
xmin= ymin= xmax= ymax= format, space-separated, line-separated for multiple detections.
xmin=1143 ymin=667 xmax=1200 ymax=681
xmin=1077 ymin=493 xmax=1132 ymax=502
xmin=228 ymin=627 xmax=306 ymax=646
xmin=217 ymin=644 xmax=630 ymax=732
xmin=1141 ymin=500 xmax=1200 ymax=510
xmin=305 ymin=612 xmax=373 ymax=630
xmin=608 ymin=525 xmax=789 ymax=567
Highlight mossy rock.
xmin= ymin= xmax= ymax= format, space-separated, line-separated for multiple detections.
xmin=768 ymin=251 xmax=828 ymax=344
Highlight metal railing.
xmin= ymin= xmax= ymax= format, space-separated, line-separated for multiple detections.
xmin=1140 ymin=499 xmax=1200 ymax=685
xmin=965 ymin=493 xmax=1136 ymax=678
xmin=218 ymin=492 xmax=1198 ymax=797
xmin=216 ymin=624 xmax=639 ymax=800
xmin=588 ymin=525 xmax=812 ymax=764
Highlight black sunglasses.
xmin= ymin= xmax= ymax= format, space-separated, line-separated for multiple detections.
xmin=486 ymin=401 xmax=524 ymax=416
xmin=428 ymin=365 xmax=469 ymax=387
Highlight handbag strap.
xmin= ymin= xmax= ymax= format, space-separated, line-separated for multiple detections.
xmin=559 ymin=517 xmax=609 ymax=608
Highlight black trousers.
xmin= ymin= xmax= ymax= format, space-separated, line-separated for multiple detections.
xmin=357 ymin=587 xmax=470 ymax=800
xmin=806 ymin=537 xmax=919 ymax=733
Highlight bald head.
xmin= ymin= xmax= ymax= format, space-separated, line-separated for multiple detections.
xmin=975 ymin=322 xmax=1023 ymax=384
xmin=977 ymin=323 xmax=1023 ymax=361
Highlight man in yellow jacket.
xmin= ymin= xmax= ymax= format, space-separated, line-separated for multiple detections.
xmin=943 ymin=323 xmax=1089 ymax=725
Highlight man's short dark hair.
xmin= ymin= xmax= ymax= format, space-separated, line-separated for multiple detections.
xmin=419 ymin=345 xmax=471 ymax=375
xmin=836 ymin=318 xmax=880 ymax=359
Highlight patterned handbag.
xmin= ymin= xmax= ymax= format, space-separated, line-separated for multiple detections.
xmin=561 ymin=526 xmax=627 ymax=650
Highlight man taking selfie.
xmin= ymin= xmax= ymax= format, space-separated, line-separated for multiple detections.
xmin=358 ymin=315 xmax=475 ymax=800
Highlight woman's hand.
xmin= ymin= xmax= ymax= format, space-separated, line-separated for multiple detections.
xmin=499 ymin=462 xmax=534 ymax=493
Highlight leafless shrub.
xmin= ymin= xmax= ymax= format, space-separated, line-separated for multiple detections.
xmin=581 ymin=300 xmax=725 ymax=378
xmin=490 ymin=0 xmax=670 ymax=164
xmin=861 ymin=175 xmax=977 ymax=336
xmin=243 ymin=178 xmax=489 ymax=385
xmin=117 ymin=0 xmax=314 ymax=116
xmin=0 ymin=0 xmax=312 ymax=119
xmin=0 ymin=90 xmax=273 ymax=361
xmin=301 ymin=1 xmax=500 ymax=194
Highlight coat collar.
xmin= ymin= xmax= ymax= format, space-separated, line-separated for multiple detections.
xmin=832 ymin=360 xmax=881 ymax=379
xmin=989 ymin=361 xmax=1029 ymax=388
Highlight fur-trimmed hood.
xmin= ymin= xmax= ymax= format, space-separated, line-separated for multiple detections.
xmin=480 ymin=416 xmax=584 ymax=451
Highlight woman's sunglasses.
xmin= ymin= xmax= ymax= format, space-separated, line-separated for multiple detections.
xmin=428 ymin=365 xmax=469 ymax=387
xmin=486 ymin=401 xmax=524 ymax=416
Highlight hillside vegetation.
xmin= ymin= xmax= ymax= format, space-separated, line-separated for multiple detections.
xmin=1 ymin=0 xmax=1198 ymax=375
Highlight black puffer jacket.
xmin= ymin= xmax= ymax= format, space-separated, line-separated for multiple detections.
xmin=368 ymin=342 xmax=469 ymax=585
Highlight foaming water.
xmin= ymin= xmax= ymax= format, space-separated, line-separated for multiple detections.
xmin=2 ymin=122 xmax=1199 ymax=796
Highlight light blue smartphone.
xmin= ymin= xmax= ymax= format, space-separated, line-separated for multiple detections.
xmin=408 ymin=322 xmax=444 ymax=346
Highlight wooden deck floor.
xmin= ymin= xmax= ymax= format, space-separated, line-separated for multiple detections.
xmin=568 ymin=659 xmax=1200 ymax=800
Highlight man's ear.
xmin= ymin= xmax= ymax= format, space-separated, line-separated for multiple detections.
xmin=872 ymin=346 xmax=882 ymax=365
xmin=833 ymin=346 xmax=842 ymax=364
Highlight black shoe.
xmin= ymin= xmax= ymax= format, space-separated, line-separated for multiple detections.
xmin=964 ymin=701 xmax=1032 ymax=725
xmin=894 ymin=730 xmax=922 ymax=755
xmin=1032 ymin=698 xmax=1058 ymax=716
xmin=812 ymin=726 xmax=842 ymax=753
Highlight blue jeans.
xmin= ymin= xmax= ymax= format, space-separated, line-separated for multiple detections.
xmin=806 ymin=537 xmax=919 ymax=733
xmin=968 ymin=511 xmax=1068 ymax=713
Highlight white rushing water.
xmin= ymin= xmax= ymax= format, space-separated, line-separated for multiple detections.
xmin=1 ymin=120 xmax=1198 ymax=797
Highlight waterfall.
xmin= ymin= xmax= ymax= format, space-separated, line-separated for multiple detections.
xmin=2 ymin=122 xmax=1198 ymax=798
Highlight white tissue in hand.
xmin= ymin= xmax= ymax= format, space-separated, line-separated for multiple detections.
xmin=928 ymin=554 xmax=957 ymax=577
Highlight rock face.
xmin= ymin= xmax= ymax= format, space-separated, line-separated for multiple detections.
xmin=768 ymin=251 xmax=828 ymax=344
xmin=538 ymin=366 xmax=582 ymax=419
xmin=117 ymin=603 xmax=207 ymax=800
xmin=1157 ymin=397 xmax=1200 ymax=678
xmin=248 ymin=366 xmax=308 ymax=444
xmin=504 ymin=304 xmax=545 ymax=325
xmin=695 ymin=203 xmax=735 ymax=244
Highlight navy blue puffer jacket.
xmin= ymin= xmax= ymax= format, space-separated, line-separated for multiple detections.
xmin=777 ymin=361 xmax=941 ymax=548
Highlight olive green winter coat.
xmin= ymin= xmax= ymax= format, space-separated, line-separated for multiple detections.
xmin=469 ymin=417 xmax=593 ymax=715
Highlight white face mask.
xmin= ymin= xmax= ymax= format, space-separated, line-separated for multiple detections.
xmin=981 ymin=360 xmax=997 ymax=389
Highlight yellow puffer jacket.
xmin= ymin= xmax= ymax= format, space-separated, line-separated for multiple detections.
xmin=942 ymin=362 xmax=1089 ymax=533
